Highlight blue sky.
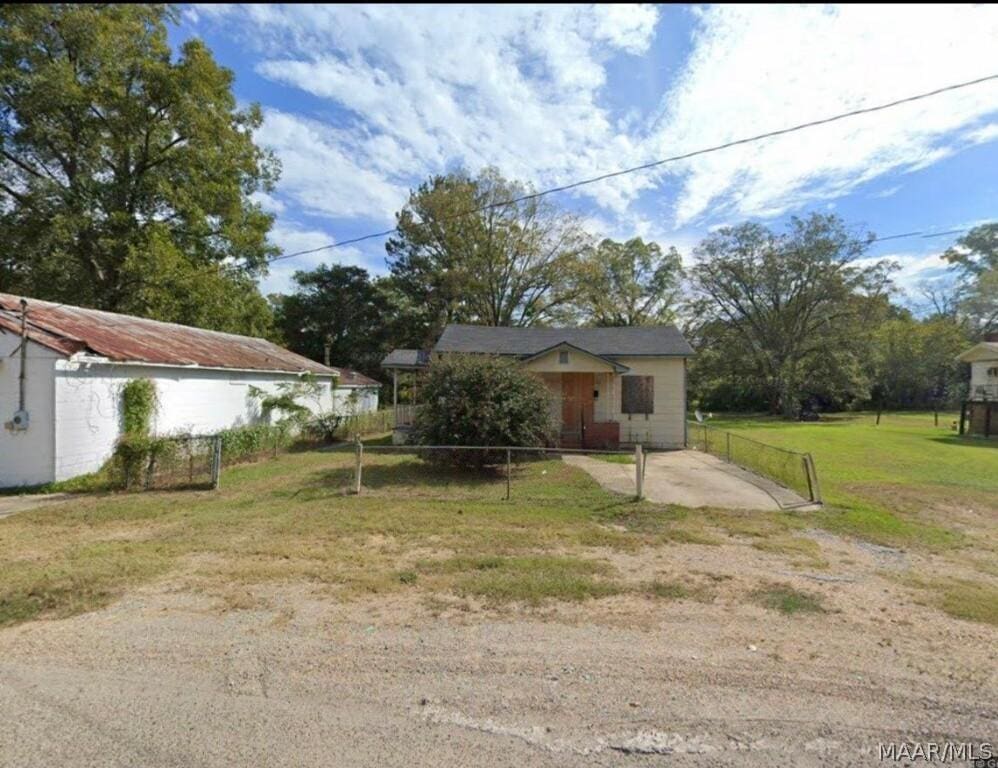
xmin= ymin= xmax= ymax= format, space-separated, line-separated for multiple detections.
xmin=176 ymin=5 xmax=998 ymax=307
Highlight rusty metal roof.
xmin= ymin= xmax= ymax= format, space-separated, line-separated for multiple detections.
xmin=0 ymin=294 xmax=379 ymax=387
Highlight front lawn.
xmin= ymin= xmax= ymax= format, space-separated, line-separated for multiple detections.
xmin=707 ymin=411 xmax=998 ymax=549
xmin=0 ymin=450 xmax=702 ymax=627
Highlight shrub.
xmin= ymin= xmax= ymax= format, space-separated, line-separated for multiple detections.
xmin=120 ymin=378 xmax=157 ymax=436
xmin=111 ymin=433 xmax=179 ymax=489
xmin=218 ymin=424 xmax=295 ymax=462
xmin=411 ymin=355 xmax=555 ymax=467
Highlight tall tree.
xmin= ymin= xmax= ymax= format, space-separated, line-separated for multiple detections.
xmin=272 ymin=265 xmax=392 ymax=379
xmin=943 ymin=223 xmax=998 ymax=337
xmin=688 ymin=214 xmax=893 ymax=417
xmin=0 ymin=4 xmax=279 ymax=333
xmin=385 ymin=168 xmax=589 ymax=345
xmin=578 ymin=237 xmax=683 ymax=326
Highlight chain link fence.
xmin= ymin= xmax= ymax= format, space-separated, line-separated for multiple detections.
xmin=685 ymin=422 xmax=821 ymax=504
xmin=311 ymin=442 xmax=648 ymax=502
xmin=119 ymin=434 xmax=221 ymax=491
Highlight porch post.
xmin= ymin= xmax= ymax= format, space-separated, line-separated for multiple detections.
xmin=393 ymin=369 xmax=398 ymax=425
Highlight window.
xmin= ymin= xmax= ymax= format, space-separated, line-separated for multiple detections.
xmin=621 ymin=375 xmax=654 ymax=414
xmin=559 ymin=350 xmax=569 ymax=364
xmin=988 ymin=366 xmax=998 ymax=379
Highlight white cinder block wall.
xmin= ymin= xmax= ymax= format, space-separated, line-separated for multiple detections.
xmin=0 ymin=335 xmax=59 ymax=487
xmin=0 ymin=352 xmax=378 ymax=486
xmin=53 ymin=362 xmax=378 ymax=482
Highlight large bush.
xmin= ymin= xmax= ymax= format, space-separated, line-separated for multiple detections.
xmin=411 ymin=355 xmax=554 ymax=466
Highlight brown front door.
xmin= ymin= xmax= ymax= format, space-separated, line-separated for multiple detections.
xmin=561 ymin=373 xmax=595 ymax=447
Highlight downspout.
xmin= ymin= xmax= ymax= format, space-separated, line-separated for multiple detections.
xmin=18 ymin=298 xmax=27 ymax=412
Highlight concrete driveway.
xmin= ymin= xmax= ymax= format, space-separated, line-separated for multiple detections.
xmin=564 ymin=450 xmax=811 ymax=510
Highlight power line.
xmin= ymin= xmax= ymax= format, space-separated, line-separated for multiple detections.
xmin=267 ymin=72 xmax=998 ymax=263
xmin=869 ymin=227 xmax=969 ymax=245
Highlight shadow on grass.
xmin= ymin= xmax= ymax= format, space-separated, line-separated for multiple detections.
xmin=293 ymin=458 xmax=510 ymax=500
xmin=929 ymin=436 xmax=998 ymax=449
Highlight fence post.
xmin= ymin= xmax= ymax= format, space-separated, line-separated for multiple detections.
xmin=505 ymin=448 xmax=511 ymax=501
xmin=806 ymin=453 xmax=822 ymax=504
xmin=354 ymin=434 xmax=363 ymax=494
xmin=634 ymin=443 xmax=643 ymax=500
xmin=144 ymin=456 xmax=156 ymax=490
xmin=211 ymin=435 xmax=222 ymax=490
xmin=726 ymin=431 xmax=731 ymax=463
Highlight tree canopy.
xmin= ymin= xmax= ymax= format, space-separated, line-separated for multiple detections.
xmin=687 ymin=214 xmax=893 ymax=416
xmin=578 ymin=237 xmax=683 ymax=326
xmin=943 ymin=223 xmax=998 ymax=337
xmin=0 ymin=4 xmax=278 ymax=335
xmin=271 ymin=265 xmax=392 ymax=380
xmin=385 ymin=168 xmax=589 ymax=346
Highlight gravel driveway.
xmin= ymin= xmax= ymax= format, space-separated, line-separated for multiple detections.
xmin=1 ymin=553 xmax=994 ymax=768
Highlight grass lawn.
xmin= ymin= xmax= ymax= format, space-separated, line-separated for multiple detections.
xmin=0 ymin=449 xmax=721 ymax=628
xmin=2 ymin=415 xmax=996 ymax=631
xmin=707 ymin=411 xmax=997 ymax=548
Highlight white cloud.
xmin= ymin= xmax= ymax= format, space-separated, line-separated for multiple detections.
xmin=195 ymin=4 xmax=662 ymax=218
xmin=192 ymin=3 xmax=998 ymax=254
xmin=871 ymin=185 xmax=902 ymax=200
xmin=255 ymin=110 xmax=409 ymax=222
xmin=650 ymin=5 xmax=998 ymax=225
xmin=259 ymin=222 xmax=379 ymax=295
xmin=855 ymin=249 xmax=955 ymax=300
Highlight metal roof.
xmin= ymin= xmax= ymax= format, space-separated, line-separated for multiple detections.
xmin=381 ymin=348 xmax=432 ymax=369
xmin=433 ymin=324 xmax=694 ymax=358
xmin=0 ymin=294 xmax=379 ymax=386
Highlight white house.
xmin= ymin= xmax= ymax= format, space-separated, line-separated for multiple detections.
xmin=0 ymin=294 xmax=379 ymax=487
xmin=957 ymin=334 xmax=998 ymax=438
xmin=382 ymin=324 xmax=694 ymax=449
xmin=958 ymin=334 xmax=998 ymax=402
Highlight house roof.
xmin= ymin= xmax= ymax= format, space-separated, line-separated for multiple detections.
xmin=433 ymin=324 xmax=695 ymax=358
xmin=381 ymin=348 xmax=432 ymax=370
xmin=0 ymin=294 xmax=378 ymax=386
xmin=958 ymin=341 xmax=998 ymax=363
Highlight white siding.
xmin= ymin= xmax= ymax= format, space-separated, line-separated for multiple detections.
xmin=52 ymin=363 xmax=378 ymax=483
xmin=970 ymin=359 xmax=998 ymax=397
xmin=608 ymin=357 xmax=686 ymax=448
xmin=0 ymin=334 xmax=58 ymax=487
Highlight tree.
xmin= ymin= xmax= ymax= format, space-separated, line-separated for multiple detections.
xmin=943 ymin=223 xmax=998 ymax=337
xmin=868 ymin=315 xmax=967 ymax=409
xmin=385 ymin=168 xmax=589 ymax=345
xmin=411 ymin=355 xmax=555 ymax=467
xmin=0 ymin=4 xmax=279 ymax=333
xmin=688 ymin=214 xmax=893 ymax=417
xmin=577 ymin=237 xmax=683 ymax=326
xmin=272 ymin=265 xmax=392 ymax=378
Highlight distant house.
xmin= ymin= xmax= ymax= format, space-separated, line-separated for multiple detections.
xmin=382 ymin=324 xmax=694 ymax=449
xmin=0 ymin=294 xmax=379 ymax=487
xmin=957 ymin=333 xmax=998 ymax=438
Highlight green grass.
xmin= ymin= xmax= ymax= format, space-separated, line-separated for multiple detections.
xmin=704 ymin=411 xmax=997 ymax=550
xmin=0 ymin=451 xmax=708 ymax=627
xmin=933 ymin=580 xmax=998 ymax=626
xmin=751 ymin=584 xmax=826 ymax=615
xmin=590 ymin=453 xmax=636 ymax=465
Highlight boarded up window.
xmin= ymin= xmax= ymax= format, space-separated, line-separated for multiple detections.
xmin=621 ymin=376 xmax=654 ymax=414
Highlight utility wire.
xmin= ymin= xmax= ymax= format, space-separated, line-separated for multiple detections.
xmin=267 ymin=72 xmax=998 ymax=263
